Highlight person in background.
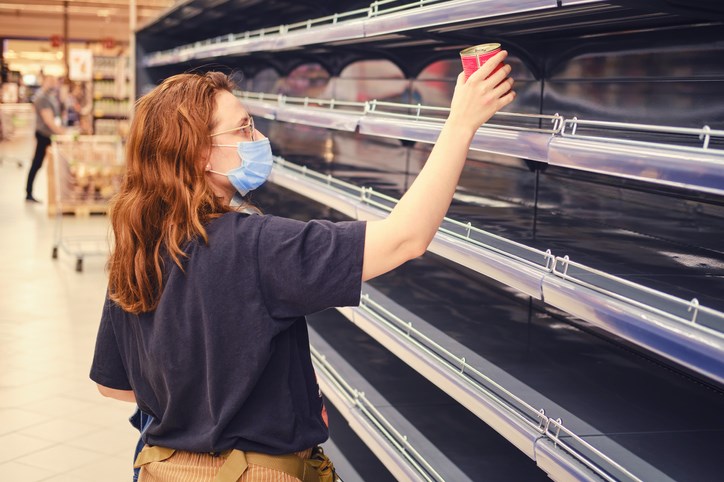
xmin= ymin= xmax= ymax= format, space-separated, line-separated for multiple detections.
xmin=90 ymin=52 xmax=515 ymax=482
xmin=66 ymin=82 xmax=83 ymax=129
xmin=25 ymin=75 xmax=65 ymax=203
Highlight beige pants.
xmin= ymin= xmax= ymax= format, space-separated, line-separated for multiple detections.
xmin=138 ymin=448 xmax=312 ymax=482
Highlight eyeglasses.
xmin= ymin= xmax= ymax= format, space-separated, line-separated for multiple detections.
xmin=210 ymin=116 xmax=255 ymax=143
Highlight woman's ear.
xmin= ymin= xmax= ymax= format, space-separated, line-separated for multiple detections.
xmin=204 ymin=155 xmax=214 ymax=172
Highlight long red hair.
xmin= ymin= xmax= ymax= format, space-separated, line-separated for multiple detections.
xmin=108 ymin=72 xmax=238 ymax=314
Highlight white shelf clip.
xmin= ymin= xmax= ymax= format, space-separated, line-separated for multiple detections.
xmin=700 ymin=125 xmax=711 ymax=149
xmin=688 ymin=298 xmax=700 ymax=324
xmin=544 ymin=249 xmax=554 ymax=271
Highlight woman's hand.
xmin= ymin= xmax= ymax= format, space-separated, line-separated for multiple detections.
xmin=447 ymin=50 xmax=516 ymax=137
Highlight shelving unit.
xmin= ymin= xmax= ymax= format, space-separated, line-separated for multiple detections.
xmin=92 ymin=55 xmax=130 ymax=136
xmin=136 ymin=1 xmax=724 ymax=480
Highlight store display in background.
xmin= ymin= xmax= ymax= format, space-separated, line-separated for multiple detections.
xmin=92 ymin=55 xmax=130 ymax=137
xmin=95 ymin=118 xmax=129 ymax=137
xmin=69 ymin=49 xmax=94 ymax=82
xmin=1 ymin=82 xmax=18 ymax=103
xmin=0 ymin=102 xmax=35 ymax=167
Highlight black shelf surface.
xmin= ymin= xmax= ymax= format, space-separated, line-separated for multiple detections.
xmin=255 ymin=181 xmax=724 ymax=482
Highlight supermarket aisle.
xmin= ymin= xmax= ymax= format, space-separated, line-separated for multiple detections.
xmin=0 ymin=160 xmax=138 ymax=481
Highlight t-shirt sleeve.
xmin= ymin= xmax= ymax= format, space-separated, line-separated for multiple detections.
xmin=257 ymin=216 xmax=366 ymax=319
xmin=34 ymin=95 xmax=52 ymax=113
xmin=89 ymin=296 xmax=132 ymax=390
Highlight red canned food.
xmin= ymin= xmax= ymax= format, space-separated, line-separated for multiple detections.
xmin=460 ymin=43 xmax=503 ymax=81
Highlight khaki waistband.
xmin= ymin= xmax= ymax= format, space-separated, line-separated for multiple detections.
xmin=134 ymin=444 xmax=322 ymax=482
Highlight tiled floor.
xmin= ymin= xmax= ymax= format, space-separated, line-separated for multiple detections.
xmin=0 ymin=141 xmax=138 ymax=481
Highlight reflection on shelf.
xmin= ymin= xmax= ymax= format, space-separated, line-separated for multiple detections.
xmin=269 ymin=156 xmax=724 ymax=386
xmin=241 ymin=91 xmax=724 ymax=195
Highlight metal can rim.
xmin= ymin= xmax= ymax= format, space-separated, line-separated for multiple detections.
xmin=460 ymin=43 xmax=502 ymax=56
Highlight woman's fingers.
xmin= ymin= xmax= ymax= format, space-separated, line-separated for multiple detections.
xmin=497 ymin=89 xmax=517 ymax=108
xmin=485 ymin=63 xmax=513 ymax=90
xmin=491 ymin=77 xmax=515 ymax=99
xmin=467 ymin=50 xmax=508 ymax=83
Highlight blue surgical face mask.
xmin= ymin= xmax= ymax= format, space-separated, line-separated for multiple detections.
xmin=208 ymin=138 xmax=273 ymax=196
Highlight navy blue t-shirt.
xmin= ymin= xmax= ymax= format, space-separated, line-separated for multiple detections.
xmin=90 ymin=213 xmax=365 ymax=454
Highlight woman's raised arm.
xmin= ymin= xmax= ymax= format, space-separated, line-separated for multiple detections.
xmin=362 ymin=50 xmax=515 ymax=281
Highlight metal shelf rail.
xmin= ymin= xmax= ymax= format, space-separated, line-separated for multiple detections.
xmin=361 ymin=100 xmax=561 ymax=162
xmin=362 ymin=0 xmax=555 ymax=37
xmin=336 ymin=285 xmax=655 ymax=481
xmin=239 ymin=92 xmax=280 ymax=121
xmin=142 ymin=0 xmax=558 ymax=67
xmin=143 ymin=6 xmax=370 ymax=66
xmin=268 ymin=156 xmax=724 ymax=385
xmin=543 ymin=256 xmax=724 ymax=384
xmin=277 ymin=95 xmax=367 ymax=132
xmin=243 ymin=92 xmax=724 ymax=196
xmin=550 ymin=119 xmax=724 ymax=196
xmin=309 ymin=337 xmax=458 ymax=482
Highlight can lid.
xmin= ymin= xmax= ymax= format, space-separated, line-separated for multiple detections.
xmin=460 ymin=43 xmax=501 ymax=56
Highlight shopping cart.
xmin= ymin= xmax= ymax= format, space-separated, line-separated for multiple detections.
xmin=50 ymin=134 xmax=124 ymax=272
xmin=0 ymin=103 xmax=35 ymax=167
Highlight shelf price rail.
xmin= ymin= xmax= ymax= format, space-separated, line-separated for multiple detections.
xmin=551 ymin=118 xmax=724 ymax=196
xmin=143 ymin=5 xmax=370 ymax=66
xmin=361 ymin=100 xmax=561 ymax=162
xmin=142 ymin=0 xmax=558 ymax=66
xmin=269 ymin=156 xmax=724 ymax=386
xmin=242 ymin=91 xmax=724 ymax=196
xmin=336 ymin=286 xmax=653 ymax=481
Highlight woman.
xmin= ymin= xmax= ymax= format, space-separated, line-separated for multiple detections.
xmin=91 ymin=52 xmax=515 ymax=481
